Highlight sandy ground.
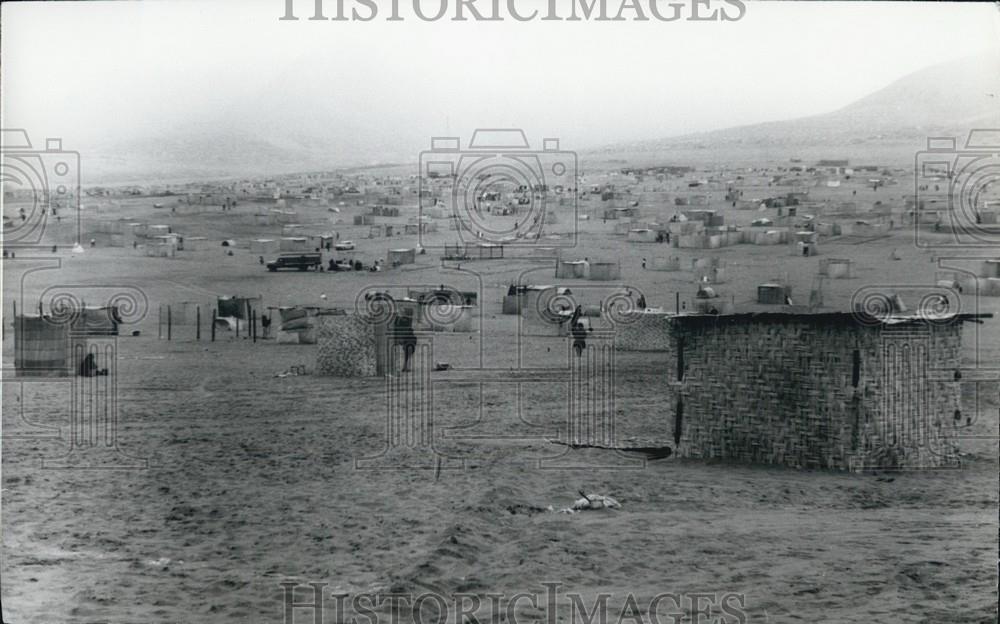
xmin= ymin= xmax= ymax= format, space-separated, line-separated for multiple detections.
xmin=2 ymin=174 xmax=998 ymax=623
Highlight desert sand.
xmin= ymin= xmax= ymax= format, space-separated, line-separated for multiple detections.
xmin=3 ymin=166 xmax=998 ymax=623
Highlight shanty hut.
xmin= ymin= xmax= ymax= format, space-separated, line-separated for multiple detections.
xmin=757 ymin=283 xmax=792 ymax=305
xmin=613 ymin=221 xmax=633 ymax=235
xmin=555 ymin=259 xmax=589 ymax=279
xmin=250 ymin=239 xmax=280 ymax=254
xmin=279 ymin=237 xmax=309 ymax=251
xmin=588 ymin=261 xmax=621 ymax=281
xmin=683 ymin=210 xmax=723 ymax=226
xmin=502 ymin=285 xmax=532 ymax=315
xmin=627 ymin=228 xmax=658 ymax=243
xmin=387 ymin=248 xmax=417 ymax=267
xmin=423 ymin=206 xmax=447 ymax=219
xmin=145 ymin=238 xmax=177 ymax=257
xmin=183 ymin=236 xmax=207 ymax=251
xmin=815 ymin=222 xmax=841 ymax=237
xmin=468 ymin=243 xmax=503 ymax=260
xmin=14 ymin=307 xmax=120 ymax=377
xmin=979 ymin=259 xmax=1000 ymax=278
xmin=218 ymin=295 xmax=263 ymax=320
xmin=669 ymin=220 xmax=704 ymax=235
xmin=752 ymin=229 xmax=786 ymax=245
xmin=269 ymin=210 xmax=298 ymax=225
xmin=521 ymin=286 xmax=575 ymax=336
xmin=660 ymin=311 xmax=988 ymax=470
xmin=819 ymin=258 xmax=854 ymax=279
xmin=420 ymin=302 xmax=476 ymax=332
xmin=14 ymin=315 xmax=71 ymax=376
xmin=793 ymin=230 xmax=820 ymax=256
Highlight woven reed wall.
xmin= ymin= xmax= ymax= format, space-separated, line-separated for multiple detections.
xmin=612 ymin=313 xmax=675 ymax=351
xmin=315 ymin=315 xmax=380 ymax=377
xmin=666 ymin=318 xmax=963 ymax=471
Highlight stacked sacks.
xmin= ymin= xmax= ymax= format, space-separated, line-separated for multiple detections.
xmin=276 ymin=307 xmax=318 ymax=344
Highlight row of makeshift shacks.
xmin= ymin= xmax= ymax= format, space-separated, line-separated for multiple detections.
xmin=91 ymin=221 xmax=192 ymax=256
xmin=246 ymin=225 xmax=337 ymax=254
xmin=554 ymin=259 xmax=622 ymax=281
xmin=358 ymin=289 xmax=480 ymax=333
xmin=936 ymin=260 xmax=1000 ymax=297
xmin=622 ymin=221 xmax=888 ymax=250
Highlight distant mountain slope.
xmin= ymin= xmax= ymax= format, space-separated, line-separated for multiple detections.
xmin=82 ymin=53 xmax=1000 ymax=183
xmin=600 ymin=52 xmax=1000 ymax=158
xmin=85 ymin=132 xmax=339 ymax=184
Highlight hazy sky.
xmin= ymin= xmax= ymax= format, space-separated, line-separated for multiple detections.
xmin=2 ymin=0 xmax=999 ymax=159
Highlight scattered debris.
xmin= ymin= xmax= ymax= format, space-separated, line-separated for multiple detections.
xmin=275 ymin=365 xmax=309 ymax=378
xmin=555 ymin=491 xmax=622 ymax=514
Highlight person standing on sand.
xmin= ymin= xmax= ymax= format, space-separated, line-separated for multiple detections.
xmin=571 ymin=320 xmax=588 ymax=357
xmin=569 ymin=305 xmax=590 ymax=357
xmin=395 ymin=316 xmax=417 ymax=372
